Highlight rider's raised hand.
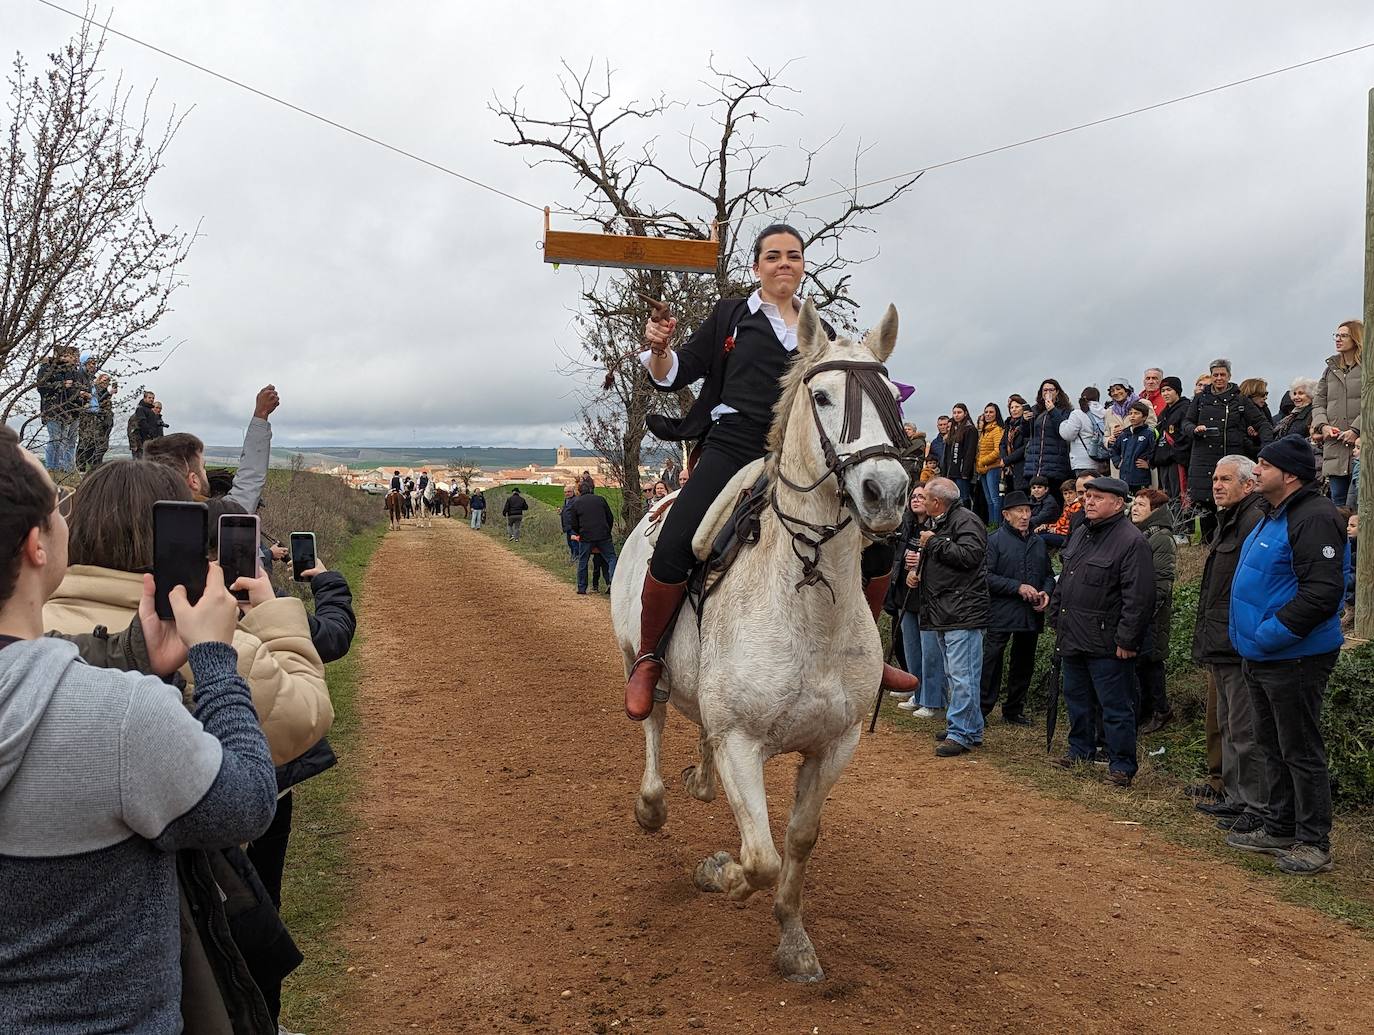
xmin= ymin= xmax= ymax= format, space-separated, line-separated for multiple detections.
xmin=644 ymin=317 xmax=677 ymax=352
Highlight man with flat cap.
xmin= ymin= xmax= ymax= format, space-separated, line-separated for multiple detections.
xmin=1225 ymin=434 xmax=1346 ymax=875
xmin=981 ymin=490 xmax=1056 ymax=725
xmin=1048 ymin=476 xmax=1155 ymax=787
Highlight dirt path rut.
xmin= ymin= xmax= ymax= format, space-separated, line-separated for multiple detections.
xmin=338 ymin=518 xmax=1372 ymax=1033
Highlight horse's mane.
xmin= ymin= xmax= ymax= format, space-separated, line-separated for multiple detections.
xmin=765 ymin=333 xmax=856 ymax=475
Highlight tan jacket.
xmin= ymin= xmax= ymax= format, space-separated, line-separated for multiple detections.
xmin=1310 ymin=354 xmax=1362 ymax=478
xmin=43 ymin=565 xmax=332 ymax=766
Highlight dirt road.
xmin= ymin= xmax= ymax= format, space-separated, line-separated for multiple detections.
xmin=338 ymin=518 xmax=1372 ymax=1033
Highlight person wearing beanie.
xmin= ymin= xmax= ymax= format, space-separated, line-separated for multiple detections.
xmin=1152 ymin=376 xmax=1192 ymax=502
xmin=1225 ymin=434 xmax=1347 ymax=874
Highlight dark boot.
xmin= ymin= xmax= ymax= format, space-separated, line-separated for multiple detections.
xmin=625 ymin=573 xmax=688 ymax=721
xmin=862 ymin=575 xmax=920 ymax=693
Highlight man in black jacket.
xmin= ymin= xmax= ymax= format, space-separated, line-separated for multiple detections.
xmin=127 ymin=390 xmax=159 ymax=457
xmin=560 ymin=484 xmax=578 ymax=562
xmin=570 ymin=481 xmax=618 ymax=594
xmin=1190 ymin=454 xmax=1268 ymax=833
xmin=502 ymin=487 xmax=530 ymax=540
xmin=916 ymin=478 xmax=990 ymax=756
xmin=1182 ymin=358 xmax=1274 ymax=509
xmin=981 ymin=491 xmax=1055 ymax=726
xmin=1049 ymin=476 xmax=1155 ymax=787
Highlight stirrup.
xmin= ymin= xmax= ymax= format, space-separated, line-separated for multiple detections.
xmin=630 ymin=652 xmax=672 ymax=704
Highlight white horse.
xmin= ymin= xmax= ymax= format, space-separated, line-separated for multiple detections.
xmin=412 ymin=486 xmax=431 ymax=528
xmin=611 ymin=300 xmax=910 ymax=982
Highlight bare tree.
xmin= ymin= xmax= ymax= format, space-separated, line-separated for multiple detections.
xmin=0 ymin=18 xmax=193 ymax=444
xmin=493 ymin=60 xmax=918 ymax=529
xmin=450 ymin=458 xmax=481 ymax=492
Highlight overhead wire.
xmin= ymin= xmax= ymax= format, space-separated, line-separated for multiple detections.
xmin=730 ymin=39 xmax=1374 ymax=225
xmin=27 ymin=0 xmax=1374 ymax=231
xmin=31 ymin=0 xmax=564 ymax=215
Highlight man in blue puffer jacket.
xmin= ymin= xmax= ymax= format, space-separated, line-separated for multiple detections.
xmin=1226 ymin=434 xmax=1346 ymax=875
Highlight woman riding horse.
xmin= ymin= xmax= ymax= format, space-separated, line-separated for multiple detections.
xmin=626 ymin=224 xmax=916 ymax=720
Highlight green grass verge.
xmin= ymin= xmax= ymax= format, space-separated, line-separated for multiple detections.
xmin=278 ymin=523 xmax=385 ymax=1031
xmin=878 ymin=697 xmax=1374 ymax=934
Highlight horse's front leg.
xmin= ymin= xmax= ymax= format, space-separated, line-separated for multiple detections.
xmin=772 ymin=724 xmax=860 ymax=982
xmin=693 ymin=732 xmax=779 ymax=901
xmin=634 ymin=701 xmax=669 ymax=831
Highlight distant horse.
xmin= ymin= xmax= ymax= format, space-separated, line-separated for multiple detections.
xmin=384 ymin=489 xmax=403 ymax=529
xmin=413 ymin=487 xmax=431 ymax=528
xmin=432 ymin=487 xmax=452 ymax=518
xmin=452 ymin=490 xmax=471 ymax=517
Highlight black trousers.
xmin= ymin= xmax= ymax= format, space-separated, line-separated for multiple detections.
xmin=1135 ymin=656 xmax=1170 ymax=719
xmin=1243 ymin=651 xmax=1339 ymax=850
xmin=980 ymin=629 xmax=1038 ymax=718
xmin=246 ymin=790 xmax=294 ymax=1022
xmin=650 ymin=414 xmax=891 ymax=583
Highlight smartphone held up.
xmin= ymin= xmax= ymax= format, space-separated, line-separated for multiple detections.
xmin=290 ymin=531 xmax=317 ymax=582
xmin=218 ymin=513 xmax=261 ymax=603
xmin=153 ymin=501 xmax=209 ymax=620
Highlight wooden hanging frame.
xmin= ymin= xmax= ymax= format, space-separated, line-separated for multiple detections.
xmin=542 ymin=207 xmax=719 ymax=273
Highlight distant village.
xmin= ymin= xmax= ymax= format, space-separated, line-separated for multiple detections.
xmin=309 ymin=446 xmax=642 ymax=494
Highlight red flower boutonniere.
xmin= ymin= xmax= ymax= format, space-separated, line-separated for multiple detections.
xmin=723 ymin=335 xmax=735 ymax=354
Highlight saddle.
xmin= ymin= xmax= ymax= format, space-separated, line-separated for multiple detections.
xmin=643 ymin=457 xmax=771 ymax=607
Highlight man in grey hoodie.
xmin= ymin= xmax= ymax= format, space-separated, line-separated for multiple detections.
xmin=0 ymin=429 xmax=278 ymax=1034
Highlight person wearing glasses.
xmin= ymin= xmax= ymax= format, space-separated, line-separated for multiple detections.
xmin=1311 ymin=321 xmax=1363 ymax=507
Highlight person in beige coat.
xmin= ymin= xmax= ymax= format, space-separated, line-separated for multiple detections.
xmin=41 ymin=460 xmax=331 ymax=766
xmin=1310 ymin=319 xmax=1363 ymax=507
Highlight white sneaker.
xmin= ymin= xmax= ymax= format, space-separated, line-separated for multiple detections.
xmin=886 ymin=690 xmax=914 ymax=702
xmin=913 ymin=706 xmax=937 ymax=718
xmin=896 ymin=698 xmax=920 ymax=711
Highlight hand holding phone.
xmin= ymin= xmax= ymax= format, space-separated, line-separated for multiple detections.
xmin=137 ymin=573 xmax=190 ymax=677
xmin=170 ymin=564 xmax=239 ymax=648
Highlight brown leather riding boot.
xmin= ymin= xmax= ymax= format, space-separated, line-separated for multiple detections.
xmin=625 ymin=573 xmax=689 ymax=721
xmin=862 ymin=575 xmax=920 ymax=692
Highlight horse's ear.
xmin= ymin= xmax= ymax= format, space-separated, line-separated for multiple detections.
xmin=797 ymin=298 xmax=827 ymax=359
xmin=862 ymin=304 xmax=899 ymax=363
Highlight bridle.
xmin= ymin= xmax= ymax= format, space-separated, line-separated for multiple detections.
xmin=770 ymin=357 xmax=915 ymax=598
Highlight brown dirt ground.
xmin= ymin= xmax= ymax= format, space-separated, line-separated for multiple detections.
xmin=338 ymin=518 xmax=1373 ymax=1034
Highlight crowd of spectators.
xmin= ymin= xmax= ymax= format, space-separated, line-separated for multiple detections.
xmin=887 ymin=320 xmax=1361 ymax=877
xmin=3 ymin=383 xmax=356 ymax=1032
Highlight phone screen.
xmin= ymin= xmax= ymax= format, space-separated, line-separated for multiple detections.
xmin=153 ymin=501 xmax=209 ymax=620
xmin=291 ymin=532 xmax=317 ymax=582
xmin=219 ymin=514 xmax=260 ymax=603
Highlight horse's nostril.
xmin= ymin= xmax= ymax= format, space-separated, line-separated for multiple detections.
xmin=862 ymin=477 xmax=883 ymax=504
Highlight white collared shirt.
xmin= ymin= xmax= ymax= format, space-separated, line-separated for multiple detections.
xmin=637 ymin=290 xmax=800 ymax=420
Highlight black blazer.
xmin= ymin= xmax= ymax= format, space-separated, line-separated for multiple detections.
xmin=646 ymin=297 xmax=835 ymax=442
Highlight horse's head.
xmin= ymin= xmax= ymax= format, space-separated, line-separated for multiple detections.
xmin=769 ymin=300 xmax=910 ymax=535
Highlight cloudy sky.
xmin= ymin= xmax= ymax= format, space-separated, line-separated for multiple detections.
xmin=7 ymin=0 xmax=1374 ymax=447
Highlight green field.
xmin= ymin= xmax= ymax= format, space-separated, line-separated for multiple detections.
xmin=513 ymin=482 xmax=624 ymax=513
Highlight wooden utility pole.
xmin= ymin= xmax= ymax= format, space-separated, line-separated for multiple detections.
xmin=1357 ymin=88 xmax=1374 ymax=640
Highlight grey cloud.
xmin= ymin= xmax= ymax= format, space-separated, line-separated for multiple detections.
xmin=8 ymin=0 xmax=1373 ymax=447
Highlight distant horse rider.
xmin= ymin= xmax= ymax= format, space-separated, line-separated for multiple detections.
xmin=624 ymin=223 xmax=916 ymax=722
xmin=390 ymin=470 xmax=403 ymax=494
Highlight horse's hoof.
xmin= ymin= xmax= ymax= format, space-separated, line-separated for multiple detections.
xmin=680 ymin=765 xmax=716 ymax=803
xmin=776 ymin=939 xmax=824 ymax=983
xmin=693 ymin=850 xmax=733 ymax=893
xmin=634 ymin=795 xmax=667 ymax=832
